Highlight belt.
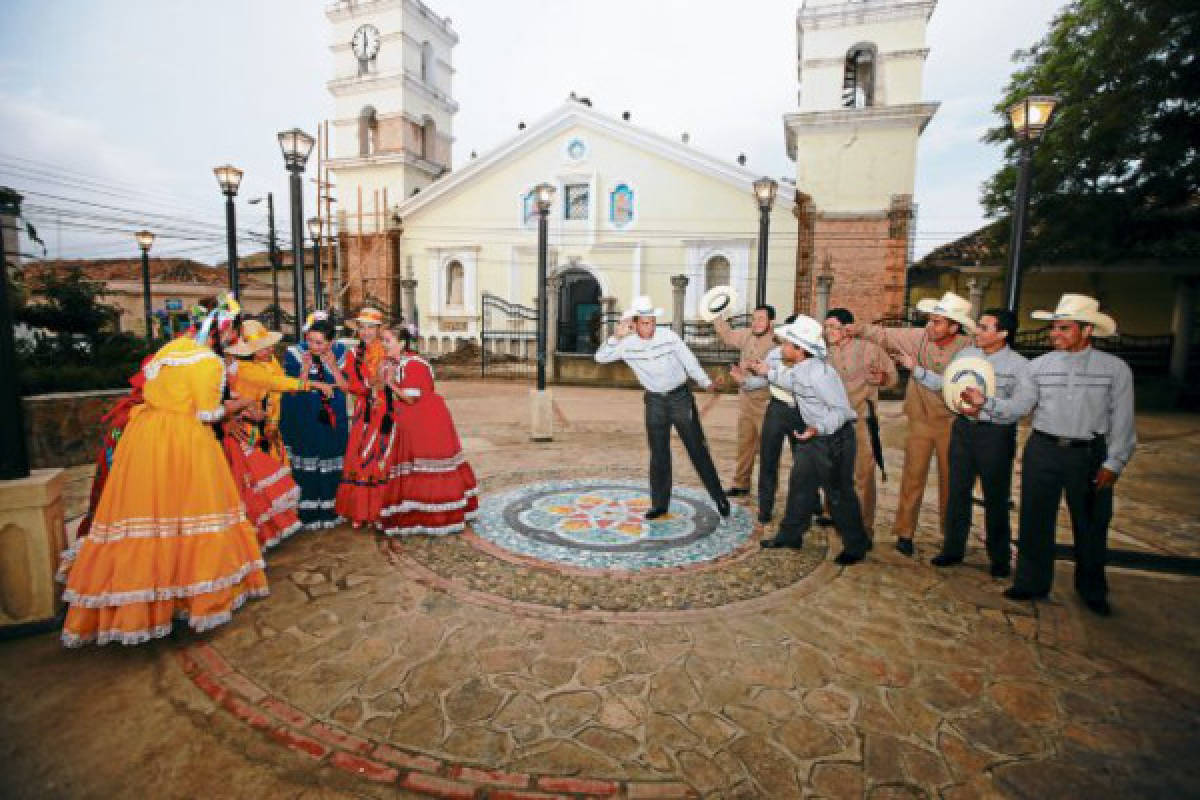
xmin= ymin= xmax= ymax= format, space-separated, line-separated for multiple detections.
xmin=646 ymin=383 xmax=689 ymax=398
xmin=958 ymin=416 xmax=1013 ymax=428
xmin=1032 ymin=429 xmax=1097 ymax=448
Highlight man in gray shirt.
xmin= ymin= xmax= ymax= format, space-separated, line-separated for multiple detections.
xmin=1003 ymin=294 xmax=1136 ymax=616
xmin=747 ymin=316 xmax=870 ymax=565
xmin=905 ymin=309 xmax=1037 ymax=576
xmin=595 ymin=296 xmax=729 ymax=520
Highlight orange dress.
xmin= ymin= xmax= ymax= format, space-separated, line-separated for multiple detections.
xmin=59 ymin=337 xmax=269 ymax=647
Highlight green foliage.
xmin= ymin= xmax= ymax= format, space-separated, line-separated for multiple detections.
xmin=981 ymin=0 xmax=1200 ymax=263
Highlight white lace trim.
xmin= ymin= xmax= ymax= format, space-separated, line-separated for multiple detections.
xmin=254 ymin=486 xmax=301 ymax=525
xmin=142 ymin=349 xmax=220 ymax=381
xmin=300 ymin=516 xmax=343 ymax=531
xmin=197 ymin=406 xmax=226 ymax=422
xmin=298 ymin=498 xmax=337 ymax=511
xmin=379 ymin=487 xmax=478 ymax=516
xmin=260 ymin=520 xmax=303 ymax=551
xmin=60 ymin=587 xmax=268 ymax=647
xmin=55 ymin=538 xmax=84 ymax=583
xmin=386 ymin=452 xmax=467 ymax=477
xmin=290 ymin=455 xmax=344 ymax=473
xmin=252 ymin=464 xmax=292 ymax=493
xmin=62 ymin=559 xmax=266 ymax=608
xmin=401 ymin=388 xmax=421 ymax=398
xmin=85 ymin=511 xmax=246 ymax=543
xmin=379 ymin=511 xmax=475 ymax=537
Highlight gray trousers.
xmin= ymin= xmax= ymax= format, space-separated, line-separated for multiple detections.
xmin=1013 ymin=431 xmax=1112 ymax=602
xmin=778 ymin=422 xmax=871 ymax=556
xmin=941 ymin=416 xmax=1017 ymax=565
xmin=645 ymin=385 xmax=726 ymax=511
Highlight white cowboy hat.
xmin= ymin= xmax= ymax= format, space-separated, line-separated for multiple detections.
xmin=345 ymin=306 xmax=386 ymax=330
xmin=1031 ymin=293 xmax=1117 ymax=337
xmin=774 ymin=315 xmax=826 ymax=358
xmin=941 ymin=356 xmax=996 ymax=414
xmin=226 ymin=319 xmax=283 ymax=356
xmin=622 ymin=295 xmax=665 ymax=320
xmin=915 ymin=292 xmax=978 ymax=334
xmin=699 ymin=285 xmax=739 ymax=322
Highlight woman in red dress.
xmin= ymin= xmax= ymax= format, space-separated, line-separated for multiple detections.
xmin=335 ymin=307 xmax=389 ymax=527
xmin=378 ymin=326 xmax=478 ymax=535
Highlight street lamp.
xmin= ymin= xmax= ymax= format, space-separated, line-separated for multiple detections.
xmin=213 ymin=164 xmax=243 ymax=301
xmin=0 ymin=187 xmax=29 ymax=479
xmin=752 ymin=177 xmax=778 ymax=307
xmin=278 ymin=128 xmax=315 ymax=340
xmin=249 ymin=194 xmax=281 ymax=329
xmin=307 ymin=216 xmax=323 ymax=311
xmin=534 ymin=182 xmax=555 ymax=392
xmin=1002 ymin=94 xmax=1059 ymax=314
xmin=135 ymin=229 xmax=155 ymax=340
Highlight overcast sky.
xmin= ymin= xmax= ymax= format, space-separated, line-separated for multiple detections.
xmin=0 ymin=0 xmax=1069 ymax=264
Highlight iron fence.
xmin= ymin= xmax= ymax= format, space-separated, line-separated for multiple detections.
xmin=480 ymin=292 xmax=538 ymax=379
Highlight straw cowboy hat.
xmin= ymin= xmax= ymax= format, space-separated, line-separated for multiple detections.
xmin=915 ymin=291 xmax=978 ymax=334
xmin=774 ymin=315 xmax=827 ymax=358
xmin=699 ymin=285 xmax=740 ymax=322
xmin=345 ymin=306 xmax=386 ymax=330
xmin=622 ymin=295 xmax=665 ymax=320
xmin=942 ymin=356 xmax=996 ymax=414
xmin=1031 ymin=293 xmax=1117 ymax=337
xmin=226 ymin=319 xmax=283 ymax=356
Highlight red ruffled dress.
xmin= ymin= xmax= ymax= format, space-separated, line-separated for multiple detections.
xmin=378 ymin=353 xmax=478 ymax=535
xmin=335 ymin=340 xmax=390 ymax=526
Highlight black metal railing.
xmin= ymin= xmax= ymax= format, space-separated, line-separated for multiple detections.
xmin=480 ymin=292 xmax=538 ymax=379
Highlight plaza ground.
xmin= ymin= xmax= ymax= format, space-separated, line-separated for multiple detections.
xmin=3 ymin=380 xmax=1199 ymax=799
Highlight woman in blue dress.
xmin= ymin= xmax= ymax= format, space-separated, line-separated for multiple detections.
xmin=280 ymin=313 xmax=350 ymax=530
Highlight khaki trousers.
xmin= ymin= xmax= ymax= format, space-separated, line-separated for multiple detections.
xmin=892 ymin=418 xmax=953 ymax=538
xmin=852 ymin=413 xmax=878 ymax=537
xmin=732 ymin=389 xmax=770 ymax=490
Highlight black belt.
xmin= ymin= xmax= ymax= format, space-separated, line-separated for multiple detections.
xmin=1033 ymin=429 xmax=1098 ymax=448
xmin=958 ymin=416 xmax=1013 ymax=428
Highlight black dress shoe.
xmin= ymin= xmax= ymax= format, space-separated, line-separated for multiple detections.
xmin=644 ymin=508 xmax=668 ymax=520
xmin=834 ymin=551 xmax=864 ymax=566
xmin=760 ymin=537 xmax=804 ymax=549
xmin=725 ymin=487 xmax=750 ymax=497
xmin=930 ymin=553 xmax=963 ymax=568
xmin=990 ymin=561 xmax=1012 ymax=578
xmin=815 ymin=515 xmax=835 ymax=527
xmin=1083 ymin=597 xmax=1112 ymax=616
xmin=716 ymin=498 xmax=731 ymax=518
xmin=1003 ymin=587 xmax=1046 ymax=601
xmin=865 ymin=538 xmax=874 ymax=551
xmin=895 ymin=538 xmax=914 ymax=557
xmin=757 ymin=513 xmax=772 ymax=526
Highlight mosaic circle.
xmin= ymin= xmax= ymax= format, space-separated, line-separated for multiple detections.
xmin=473 ymin=479 xmax=755 ymax=570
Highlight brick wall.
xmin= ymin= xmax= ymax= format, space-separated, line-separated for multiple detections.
xmin=810 ymin=213 xmax=906 ymax=324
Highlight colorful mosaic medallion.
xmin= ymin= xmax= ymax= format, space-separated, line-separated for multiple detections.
xmin=473 ymin=479 xmax=755 ymax=570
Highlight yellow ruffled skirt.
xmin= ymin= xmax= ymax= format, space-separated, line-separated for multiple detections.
xmin=60 ymin=404 xmax=268 ymax=646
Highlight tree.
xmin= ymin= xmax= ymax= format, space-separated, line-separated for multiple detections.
xmin=981 ymin=0 xmax=1200 ymax=264
xmin=17 ymin=266 xmax=120 ymax=355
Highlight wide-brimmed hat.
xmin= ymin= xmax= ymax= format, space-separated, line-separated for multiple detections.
xmin=346 ymin=306 xmax=386 ymax=330
xmin=699 ymin=285 xmax=739 ymax=322
xmin=774 ymin=315 xmax=826 ymax=358
xmin=915 ymin=292 xmax=978 ymax=334
xmin=941 ymin=356 xmax=996 ymax=414
xmin=622 ymin=295 xmax=665 ymax=320
xmin=1031 ymin=293 xmax=1117 ymax=337
xmin=226 ymin=319 xmax=282 ymax=356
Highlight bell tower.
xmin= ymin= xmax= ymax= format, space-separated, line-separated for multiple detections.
xmin=784 ymin=0 xmax=939 ymax=321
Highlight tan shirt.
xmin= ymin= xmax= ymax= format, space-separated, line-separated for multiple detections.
xmin=859 ymin=324 xmax=970 ymax=423
xmin=828 ymin=337 xmax=898 ymax=413
xmin=713 ymin=317 xmax=775 ymax=393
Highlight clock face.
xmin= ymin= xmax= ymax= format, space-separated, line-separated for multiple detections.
xmin=352 ymin=24 xmax=381 ymax=61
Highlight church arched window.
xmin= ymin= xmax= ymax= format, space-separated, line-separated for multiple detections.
xmin=842 ymin=44 xmax=876 ymax=108
xmin=705 ymin=255 xmax=730 ymax=290
xmin=421 ymin=41 xmax=434 ymax=84
xmin=445 ymin=260 xmax=464 ymax=307
xmin=358 ymin=106 xmax=378 ymax=156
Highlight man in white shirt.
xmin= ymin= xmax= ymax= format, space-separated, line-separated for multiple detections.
xmin=595 ymin=296 xmax=730 ymax=520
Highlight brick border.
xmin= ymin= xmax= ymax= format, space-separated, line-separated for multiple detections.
xmin=179 ymin=643 xmax=699 ymax=800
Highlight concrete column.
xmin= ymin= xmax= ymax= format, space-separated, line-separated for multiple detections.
xmin=967 ymin=277 xmax=990 ymax=321
xmin=1170 ymin=277 xmax=1196 ymax=384
xmin=601 ymin=295 xmax=618 ymax=338
xmin=545 ymin=274 xmax=563 ymax=381
xmin=0 ymin=469 xmax=66 ymax=631
xmin=399 ymin=278 xmax=417 ymax=325
xmin=814 ymin=273 xmax=834 ymax=322
xmin=670 ymin=274 xmax=689 ymax=336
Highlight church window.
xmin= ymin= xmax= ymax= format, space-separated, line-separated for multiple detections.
xmin=564 ymin=184 xmax=589 ymax=220
xmin=358 ymin=106 xmax=378 ymax=157
xmin=421 ymin=41 xmax=434 ymax=84
xmin=522 ymin=190 xmax=537 ymax=225
xmin=705 ymin=255 xmax=730 ymax=290
xmin=609 ymin=183 xmax=634 ymax=228
xmin=445 ymin=260 xmax=464 ymax=307
xmin=842 ymin=44 xmax=876 ymax=108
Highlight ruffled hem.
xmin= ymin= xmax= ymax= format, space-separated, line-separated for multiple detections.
xmin=378 ymin=512 xmax=476 ymax=537
xmin=289 ymin=455 xmax=345 ymax=473
xmin=300 ymin=517 xmax=343 ymax=531
xmin=63 ymin=558 xmax=267 ymax=608
xmin=386 ymin=452 xmax=467 ymax=478
xmin=61 ymin=586 xmax=269 ymax=648
xmin=252 ymin=464 xmax=293 ymax=493
xmin=260 ymin=519 xmax=303 ymax=551
xmin=380 ymin=487 xmax=479 ymax=516
xmin=254 ymin=485 xmax=302 ymax=525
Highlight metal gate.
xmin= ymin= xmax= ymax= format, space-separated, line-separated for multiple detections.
xmin=480 ymin=292 xmax=538 ymax=379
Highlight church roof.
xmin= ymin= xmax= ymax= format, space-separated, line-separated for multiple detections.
xmin=395 ymin=99 xmax=794 ymax=217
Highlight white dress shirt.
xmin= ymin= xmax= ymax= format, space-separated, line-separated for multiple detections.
xmin=594 ymin=327 xmax=712 ymax=393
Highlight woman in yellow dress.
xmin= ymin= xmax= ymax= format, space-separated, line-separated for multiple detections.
xmin=59 ymin=305 xmax=269 ymax=646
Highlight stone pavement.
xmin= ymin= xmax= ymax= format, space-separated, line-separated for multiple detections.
xmin=3 ymin=381 xmax=1199 ymax=799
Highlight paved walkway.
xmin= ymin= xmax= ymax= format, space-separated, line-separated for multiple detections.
xmin=3 ymin=381 xmax=1199 ymax=799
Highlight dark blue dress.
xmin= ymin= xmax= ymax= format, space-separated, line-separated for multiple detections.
xmin=280 ymin=342 xmax=349 ymax=530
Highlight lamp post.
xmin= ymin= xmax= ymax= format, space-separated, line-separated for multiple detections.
xmin=307 ymin=216 xmax=323 ymax=311
xmin=534 ymin=183 xmax=555 ymax=391
xmin=278 ymin=128 xmax=315 ymax=340
xmin=1002 ymin=94 xmax=1059 ymax=315
xmin=213 ymin=165 xmax=244 ymax=300
xmin=752 ymin=177 xmax=778 ymax=308
xmin=249 ymin=194 xmax=281 ymax=329
xmin=0 ymin=187 xmax=29 ymax=480
xmin=135 ymin=229 xmax=155 ymax=340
